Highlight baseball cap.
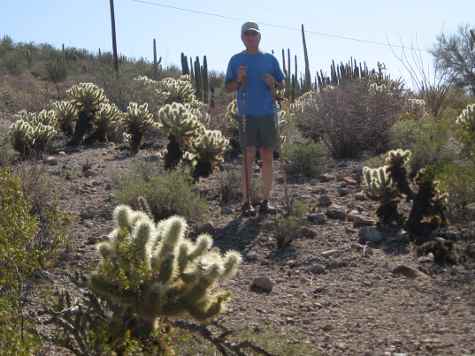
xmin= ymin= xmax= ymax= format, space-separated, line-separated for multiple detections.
xmin=241 ymin=21 xmax=260 ymax=35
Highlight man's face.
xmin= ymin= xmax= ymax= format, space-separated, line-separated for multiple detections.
xmin=242 ymin=30 xmax=260 ymax=49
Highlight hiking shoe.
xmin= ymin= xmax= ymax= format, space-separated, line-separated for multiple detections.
xmin=259 ymin=200 xmax=277 ymax=215
xmin=241 ymin=202 xmax=256 ymax=217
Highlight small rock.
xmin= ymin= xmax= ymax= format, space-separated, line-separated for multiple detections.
xmin=466 ymin=243 xmax=475 ymax=259
xmin=87 ymin=236 xmax=99 ymax=245
xmin=307 ymin=263 xmax=326 ymax=274
xmin=222 ymin=207 xmax=234 ymax=215
xmin=342 ymin=176 xmax=358 ymax=185
xmin=301 ymin=226 xmax=317 ymax=238
xmin=250 ymin=277 xmax=273 ymax=293
xmin=195 ymin=222 xmax=215 ymax=235
xmin=392 ymin=264 xmax=427 ymax=279
xmin=355 ymin=191 xmax=366 ymax=201
xmin=246 ymin=251 xmax=259 ymax=262
xmin=326 ymin=205 xmax=346 ymax=220
xmin=348 ymin=212 xmax=376 ymax=227
xmin=336 ymin=342 xmax=347 ymax=350
xmin=337 ymin=187 xmax=350 ymax=196
xmin=358 ymin=226 xmax=384 ymax=243
xmin=58 ymin=151 xmax=67 ymax=156
xmin=321 ymin=249 xmax=339 ymax=257
xmin=307 ymin=212 xmax=327 ymax=225
xmin=318 ymin=194 xmax=332 ymax=207
xmin=319 ymin=173 xmax=334 ymax=182
xmin=321 ymin=324 xmax=333 ymax=332
xmin=44 ymin=156 xmax=58 ymax=165
xmin=417 ymin=253 xmax=434 ymax=264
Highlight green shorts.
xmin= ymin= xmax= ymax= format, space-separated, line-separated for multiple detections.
xmin=238 ymin=114 xmax=279 ymax=150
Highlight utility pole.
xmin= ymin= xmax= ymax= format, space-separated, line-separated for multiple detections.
xmin=109 ymin=0 xmax=119 ymax=76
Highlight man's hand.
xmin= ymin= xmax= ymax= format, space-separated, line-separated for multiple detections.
xmin=263 ymin=74 xmax=276 ymax=89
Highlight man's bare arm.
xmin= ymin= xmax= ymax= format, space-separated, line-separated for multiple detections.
xmin=225 ymin=80 xmax=241 ymax=93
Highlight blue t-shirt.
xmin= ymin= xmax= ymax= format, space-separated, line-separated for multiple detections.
xmin=225 ymin=51 xmax=285 ymax=117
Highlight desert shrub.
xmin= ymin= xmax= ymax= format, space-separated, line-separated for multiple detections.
xmin=0 ymin=119 xmax=17 ymax=166
xmin=15 ymin=164 xmax=72 ymax=264
xmin=294 ymin=78 xmax=404 ymax=158
xmin=389 ymin=113 xmax=460 ymax=175
xmin=436 ymin=160 xmax=475 ymax=221
xmin=217 ymin=169 xmax=241 ymax=204
xmin=274 ymin=199 xmax=308 ymax=248
xmin=455 ymin=102 xmax=475 ymax=156
xmin=114 ymin=167 xmax=207 ymax=222
xmin=283 ymin=141 xmax=328 ymax=179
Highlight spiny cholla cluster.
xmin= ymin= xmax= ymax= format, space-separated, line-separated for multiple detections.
xmin=158 ymin=102 xmax=205 ymax=146
xmin=9 ymin=110 xmax=58 ymax=157
xmin=91 ymin=205 xmax=241 ymax=324
xmin=49 ymin=100 xmax=78 ymax=135
xmin=406 ymin=98 xmax=426 ymax=118
xmin=289 ymin=90 xmax=319 ymax=113
xmin=135 ymin=75 xmax=203 ymax=109
xmin=368 ymin=82 xmax=389 ymax=96
xmin=456 ymin=103 xmax=475 ymax=132
xmin=362 ymin=148 xmax=448 ymax=237
xmin=66 ymin=82 xmax=108 ymax=113
xmin=185 ymin=129 xmax=230 ymax=172
xmin=121 ymin=102 xmax=157 ymax=154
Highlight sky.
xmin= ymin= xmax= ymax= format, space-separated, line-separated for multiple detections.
xmin=1 ymin=0 xmax=474 ymax=87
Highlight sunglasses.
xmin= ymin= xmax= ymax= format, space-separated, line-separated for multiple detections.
xmin=243 ymin=31 xmax=259 ymax=37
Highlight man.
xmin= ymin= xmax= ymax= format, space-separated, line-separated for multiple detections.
xmin=225 ymin=21 xmax=285 ymax=216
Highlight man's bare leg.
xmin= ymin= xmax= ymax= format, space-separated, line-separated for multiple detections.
xmin=241 ymin=146 xmax=256 ymax=204
xmin=260 ymin=147 xmax=273 ymax=201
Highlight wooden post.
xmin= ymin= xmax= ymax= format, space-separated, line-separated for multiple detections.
xmin=109 ymin=0 xmax=119 ymax=76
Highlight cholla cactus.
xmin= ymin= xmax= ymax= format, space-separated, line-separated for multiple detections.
xmin=456 ymin=103 xmax=475 ymax=131
xmin=158 ymin=103 xmax=204 ymax=169
xmin=50 ymin=100 xmax=78 ymax=136
xmin=368 ymin=82 xmax=388 ymax=96
xmin=406 ymin=98 xmax=426 ymax=118
xmin=186 ymin=129 xmax=229 ymax=179
xmin=407 ymin=167 xmax=448 ymax=240
xmin=362 ymin=165 xmax=404 ymax=226
xmin=122 ymin=102 xmax=157 ymax=155
xmin=363 ymin=148 xmax=448 ymax=241
xmin=384 ymin=149 xmax=413 ymax=197
xmin=90 ymin=205 xmax=241 ymax=334
xmin=66 ymin=82 xmax=108 ymax=113
xmin=93 ymin=103 xmax=123 ymax=142
xmin=156 ymin=77 xmax=198 ymax=105
xmin=456 ymin=103 xmax=475 ymax=153
xmin=15 ymin=109 xmax=58 ymax=128
xmin=9 ymin=113 xmax=57 ymax=158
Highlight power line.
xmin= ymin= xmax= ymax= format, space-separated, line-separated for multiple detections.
xmin=130 ymin=0 xmax=429 ymax=53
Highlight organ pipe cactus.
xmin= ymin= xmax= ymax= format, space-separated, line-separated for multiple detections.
xmin=185 ymin=129 xmax=230 ymax=180
xmin=90 ymin=204 xmax=241 ymax=336
xmin=121 ymin=102 xmax=156 ymax=155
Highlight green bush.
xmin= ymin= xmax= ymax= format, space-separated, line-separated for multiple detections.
xmin=436 ymin=161 xmax=475 ymax=221
xmin=284 ymin=141 xmax=328 ymax=178
xmin=274 ymin=199 xmax=308 ymax=248
xmin=389 ymin=113 xmax=460 ymax=175
xmin=114 ymin=166 xmax=208 ymax=222
xmin=217 ymin=169 xmax=241 ymax=204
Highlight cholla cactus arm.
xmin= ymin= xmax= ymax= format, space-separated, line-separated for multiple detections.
xmin=384 ymin=149 xmax=413 ymax=198
xmin=456 ymin=103 xmax=475 ymax=153
xmin=186 ymin=129 xmax=230 ymax=178
xmin=158 ymin=103 xmax=203 ymax=144
xmin=121 ymin=102 xmax=156 ymax=154
xmin=50 ymin=100 xmax=78 ymax=135
xmin=66 ymin=83 xmax=108 ymax=113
